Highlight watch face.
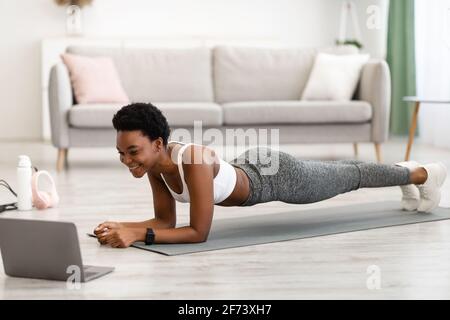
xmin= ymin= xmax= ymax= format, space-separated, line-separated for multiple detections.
xmin=146 ymin=229 xmax=155 ymax=245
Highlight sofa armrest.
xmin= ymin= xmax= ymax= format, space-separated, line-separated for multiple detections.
xmin=357 ymin=60 xmax=391 ymax=143
xmin=48 ymin=62 xmax=73 ymax=148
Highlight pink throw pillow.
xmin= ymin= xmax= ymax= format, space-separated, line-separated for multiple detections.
xmin=61 ymin=53 xmax=130 ymax=104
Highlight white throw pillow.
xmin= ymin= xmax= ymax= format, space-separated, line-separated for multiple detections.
xmin=301 ymin=53 xmax=370 ymax=101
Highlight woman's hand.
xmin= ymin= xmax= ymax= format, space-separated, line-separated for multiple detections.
xmin=99 ymin=227 xmax=144 ymax=248
xmin=94 ymin=221 xmax=124 ymax=245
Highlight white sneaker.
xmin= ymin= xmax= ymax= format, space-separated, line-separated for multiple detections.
xmin=417 ymin=162 xmax=447 ymax=213
xmin=395 ymin=161 xmax=421 ymax=211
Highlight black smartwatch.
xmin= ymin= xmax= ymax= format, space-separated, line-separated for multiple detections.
xmin=145 ymin=228 xmax=155 ymax=245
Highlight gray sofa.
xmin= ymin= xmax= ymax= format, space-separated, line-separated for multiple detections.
xmin=49 ymin=45 xmax=391 ymax=171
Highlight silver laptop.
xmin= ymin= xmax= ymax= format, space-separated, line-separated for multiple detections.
xmin=0 ymin=218 xmax=114 ymax=282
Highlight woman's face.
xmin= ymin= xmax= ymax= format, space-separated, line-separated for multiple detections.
xmin=116 ymin=130 xmax=162 ymax=178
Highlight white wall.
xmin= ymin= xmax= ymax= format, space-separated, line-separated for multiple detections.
xmin=0 ymin=0 xmax=388 ymax=141
xmin=415 ymin=0 xmax=450 ymax=148
xmin=0 ymin=1 xmax=63 ymax=141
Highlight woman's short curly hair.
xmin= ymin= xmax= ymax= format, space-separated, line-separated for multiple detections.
xmin=112 ymin=103 xmax=171 ymax=146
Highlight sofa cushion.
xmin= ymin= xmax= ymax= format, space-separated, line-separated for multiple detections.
xmin=155 ymin=102 xmax=223 ymax=127
xmin=66 ymin=46 xmax=214 ymax=103
xmin=69 ymin=102 xmax=223 ymax=128
xmin=60 ymin=53 xmax=130 ymax=104
xmin=302 ymin=53 xmax=370 ymax=101
xmin=221 ymin=101 xmax=372 ymax=125
xmin=214 ymin=45 xmax=359 ymax=103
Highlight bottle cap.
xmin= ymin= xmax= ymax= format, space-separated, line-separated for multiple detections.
xmin=18 ymin=155 xmax=32 ymax=168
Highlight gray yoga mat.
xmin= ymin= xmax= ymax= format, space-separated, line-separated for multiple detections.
xmin=91 ymin=201 xmax=450 ymax=256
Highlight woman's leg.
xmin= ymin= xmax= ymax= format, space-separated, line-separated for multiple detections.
xmin=274 ymin=156 xmax=412 ymax=204
xmin=232 ymin=148 xmax=416 ymax=206
xmin=234 ymin=147 xmax=445 ymax=210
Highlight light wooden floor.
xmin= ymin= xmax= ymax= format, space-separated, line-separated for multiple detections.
xmin=0 ymin=138 xmax=449 ymax=299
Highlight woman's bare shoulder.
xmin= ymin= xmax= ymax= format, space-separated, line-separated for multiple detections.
xmin=182 ymin=143 xmax=218 ymax=166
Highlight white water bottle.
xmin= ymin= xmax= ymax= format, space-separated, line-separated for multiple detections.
xmin=17 ymin=155 xmax=33 ymax=211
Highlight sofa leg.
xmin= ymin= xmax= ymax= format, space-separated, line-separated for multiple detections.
xmin=353 ymin=143 xmax=359 ymax=157
xmin=374 ymin=143 xmax=382 ymax=163
xmin=57 ymin=148 xmax=68 ymax=172
xmin=64 ymin=149 xmax=69 ymax=169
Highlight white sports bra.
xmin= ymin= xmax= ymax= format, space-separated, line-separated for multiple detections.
xmin=160 ymin=141 xmax=237 ymax=204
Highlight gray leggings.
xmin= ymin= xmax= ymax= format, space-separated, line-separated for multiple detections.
xmin=229 ymin=147 xmax=412 ymax=207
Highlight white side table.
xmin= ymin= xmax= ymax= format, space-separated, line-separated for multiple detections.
xmin=403 ymin=96 xmax=450 ymax=160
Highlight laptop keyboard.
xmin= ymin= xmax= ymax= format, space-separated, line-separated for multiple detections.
xmin=84 ymin=271 xmax=97 ymax=278
xmin=83 ymin=266 xmax=98 ymax=278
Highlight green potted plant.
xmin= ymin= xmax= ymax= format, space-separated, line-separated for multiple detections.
xmin=336 ymin=39 xmax=363 ymax=50
xmin=336 ymin=1 xmax=363 ymax=50
xmin=54 ymin=0 xmax=93 ymax=7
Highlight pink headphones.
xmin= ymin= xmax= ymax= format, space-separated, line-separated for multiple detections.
xmin=31 ymin=170 xmax=59 ymax=210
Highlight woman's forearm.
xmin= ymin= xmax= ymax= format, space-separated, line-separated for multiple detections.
xmin=155 ymin=226 xmax=207 ymax=243
xmin=121 ymin=218 xmax=174 ymax=229
xmin=132 ymin=226 xmax=207 ymax=244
